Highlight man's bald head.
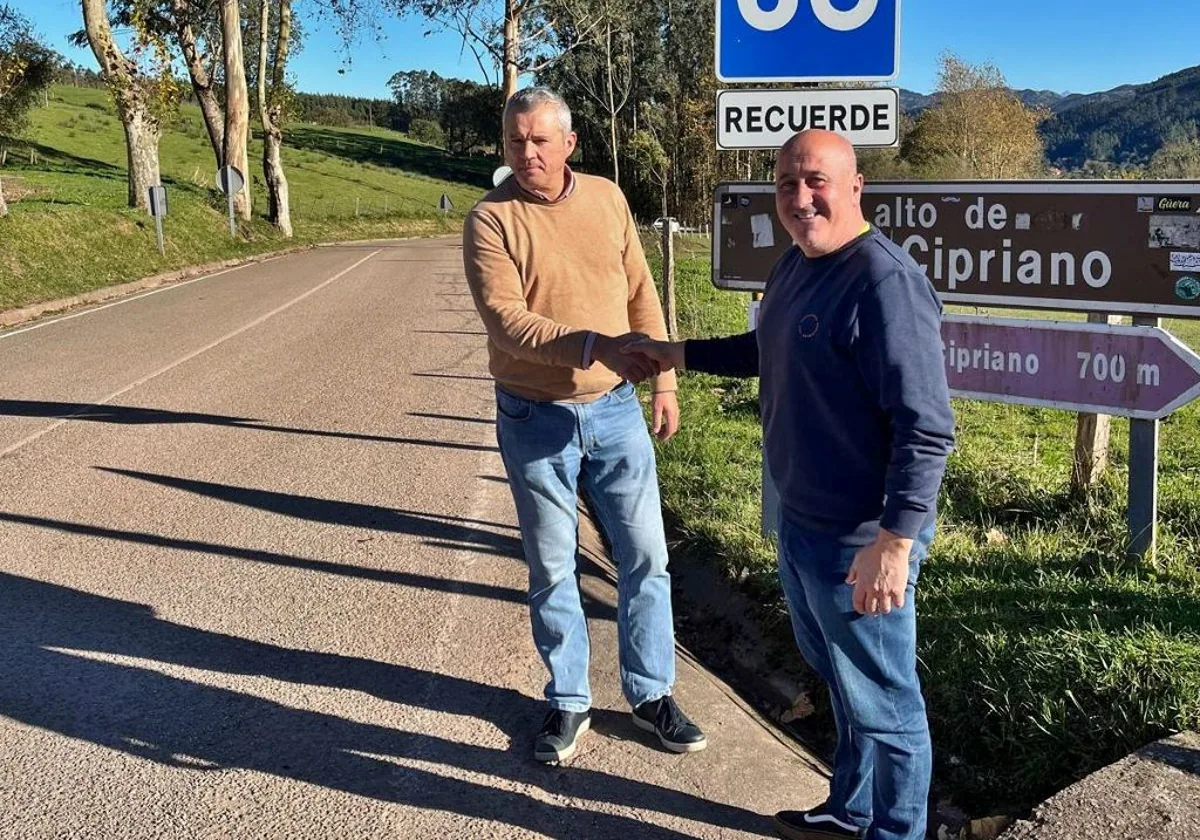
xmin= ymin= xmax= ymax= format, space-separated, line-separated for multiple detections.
xmin=777 ymin=129 xmax=858 ymax=180
xmin=774 ymin=129 xmax=866 ymax=258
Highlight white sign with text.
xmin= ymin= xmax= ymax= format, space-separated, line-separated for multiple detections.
xmin=716 ymin=88 xmax=899 ymax=150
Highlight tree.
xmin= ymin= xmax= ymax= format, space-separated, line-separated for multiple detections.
xmin=99 ymin=0 xmax=225 ymax=169
xmin=393 ymin=0 xmax=599 ymax=101
xmin=81 ymin=0 xmax=170 ymax=210
xmin=0 ymin=4 xmax=55 ymax=217
xmin=626 ymin=105 xmax=668 ymax=218
xmin=388 ymin=68 xmax=445 ymax=121
xmin=567 ymin=0 xmax=632 ymax=184
xmin=221 ymin=0 xmax=251 ymax=220
xmin=1148 ymin=136 xmax=1200 ymax=178
xmin=258 ymin=0 xmax=293 ymax=235
xmin=171 ymin=0 xmax=224 ymax=169
xmin=902 ymin=53 xmax=1046 ymax=179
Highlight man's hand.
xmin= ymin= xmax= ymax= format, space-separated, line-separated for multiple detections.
xmin=651 ymin=391 xmax=680 ymax=442
xmin=845 ymin=529 xmax=914 ymax=616
xmin=592 ymin=333 xmax=660 ymax=383
xmin=620 ymin=337 xmax=686 ymax=372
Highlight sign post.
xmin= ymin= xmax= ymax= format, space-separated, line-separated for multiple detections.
xmin=216 ymin=165 xmax=245 ymax=239
xmin=439 ymin=193 xmax=454 ymax=214
xmin=1128 ymin=315 xmax=1162 ymax=559
xmin=147 ymin=185 xmax=168 ymax=256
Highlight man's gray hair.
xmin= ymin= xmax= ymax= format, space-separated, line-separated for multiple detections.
xmin=504 ymin=87 xmax=573 ymax=135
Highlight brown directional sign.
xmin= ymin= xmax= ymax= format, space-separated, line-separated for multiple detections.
xmin=713 ymin=181 xmax=1200 ymax=318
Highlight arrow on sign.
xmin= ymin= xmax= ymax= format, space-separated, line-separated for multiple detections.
xmin=943 ymin=315 xmax=1200 ymax=420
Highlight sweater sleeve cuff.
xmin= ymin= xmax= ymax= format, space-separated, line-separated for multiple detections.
xmin=880 ymin=507 xmax=928 ymax=541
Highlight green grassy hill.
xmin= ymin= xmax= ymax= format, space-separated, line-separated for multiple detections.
xmin=0 ymin=85 xmax=493 ymax=311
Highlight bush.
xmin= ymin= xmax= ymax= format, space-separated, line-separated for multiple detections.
xmin=407 ymin=118 xmax=444 ymax=148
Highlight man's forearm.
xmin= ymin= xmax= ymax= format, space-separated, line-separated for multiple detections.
xmin=684 ymin=332 xmax=759 ymax=378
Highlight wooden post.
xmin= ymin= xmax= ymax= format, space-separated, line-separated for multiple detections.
xmin=1071 ymin=313 xmax=1119 ymax=493
xmin=661 ymin=218 xmax=678 ymax=339
xmin=1128 ymin=314 xmax=1161 ymax=559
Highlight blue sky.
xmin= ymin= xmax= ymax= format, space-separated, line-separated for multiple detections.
xmin=13 ymin=0 xmax=1200 ymax=99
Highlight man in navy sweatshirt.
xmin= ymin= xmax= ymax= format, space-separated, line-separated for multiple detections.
xmin=625 ymin=129 xmax=955 ymax=840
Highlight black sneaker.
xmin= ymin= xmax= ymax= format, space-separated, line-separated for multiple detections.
xmin=773 ymin=801 xmax=864 ymax=840
xmin=631 ymin=695 xmax=708 ymax=753
xmin=533 ymin=709 xmax=591 ymax=763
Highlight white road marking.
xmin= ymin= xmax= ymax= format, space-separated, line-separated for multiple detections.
xmin=0 ymin=257 xmax=287 ymax=341
xmin=0 ymin=250 xmax=381 ymax=459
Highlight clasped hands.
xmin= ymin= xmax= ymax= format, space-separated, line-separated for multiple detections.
xmin=591 ymin=333 xmax=684 ymax=384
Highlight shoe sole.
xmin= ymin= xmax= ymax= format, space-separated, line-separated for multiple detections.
xmin=533 ymin=717 xmax=591 ymax=763
xmin=631 ymin=712 xmax=708 ymax=753
xmin=772 ymin=814 xmax=857 ymax=840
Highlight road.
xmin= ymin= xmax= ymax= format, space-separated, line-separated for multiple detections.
xmin=0 ymin=238 xmax=827 ymax=839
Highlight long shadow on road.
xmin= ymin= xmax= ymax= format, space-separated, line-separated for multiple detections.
xmin=0 ymin=401 xmax=496 ymax=453
xmin=0 ymin=508 xmax=617 ymax=625
xmin=0 ymin=572 xmax=772 ymax=838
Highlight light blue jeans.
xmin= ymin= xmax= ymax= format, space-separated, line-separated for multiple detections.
xmin=777 ymin=516 xmax=936 ymax=840
xmin=495 ymin=382 xmax=675 ymax=713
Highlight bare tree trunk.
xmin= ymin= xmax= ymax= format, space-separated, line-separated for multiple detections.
xmin=221 ymin=0 xmax=251 ymax=220
xmin=502 ymin=0 xmax=520 ymax=101
xmin=81 ymin=0 xmax=162 ymax=210
xmin=0 ymin=178 xmax=8 ymax=218
xmin=258 ymin=0 xmax=292 ymax=237
xmin=605 ymin=23 xmax=618 ymax=185
xmin=123 ymin=108 xmax=162 ymax=207
xmin=172 ymin=0 xmax=224 ymax=169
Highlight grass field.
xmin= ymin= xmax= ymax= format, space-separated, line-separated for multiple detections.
xmin=0 ymin=85 xmax=493 ymax=310
xmin=649 ymin=234 xmax=1200 ymax=813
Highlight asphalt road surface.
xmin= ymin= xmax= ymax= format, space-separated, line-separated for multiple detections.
xmin=0 ymin=238 xmax=827 ymax=839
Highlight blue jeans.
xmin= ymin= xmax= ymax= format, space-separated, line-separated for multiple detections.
xmin=777 ymin=516 xmax=935 ymax=840
xmin=495 ymin=382 xmax=675 ymax=713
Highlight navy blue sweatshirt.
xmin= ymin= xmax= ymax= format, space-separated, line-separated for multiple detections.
xmin=687 ymin=228 xmax=955 ymax=545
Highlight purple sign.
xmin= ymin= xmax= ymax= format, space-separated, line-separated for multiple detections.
xmin=943 ymin=316 xmax=1200 ymax=419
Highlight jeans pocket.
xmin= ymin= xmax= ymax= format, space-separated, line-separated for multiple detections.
xmin=495 ymin=388 xmax=533 ymax=423
xmin=609 ymin=381 xmax=638 ymax=407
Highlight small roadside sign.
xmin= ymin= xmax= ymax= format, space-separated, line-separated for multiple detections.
xmin=492 ymin=166 xmax=513 ymax=188
xmin=216 ymin=165 xmax=244 ymax=196
xmin=944 ymin=315 xmax=1200 ymax=420
xmin=439 ymin=193 xmax=454 ymax=212
xmin=717 ymin=88 xmax=899 ymax=150
xmin=147 ymin=185 xmax=168 ymax=218
xmin=215 ymin=165 xmax=245 ymax=239
xmin=147 ymin=185 xmax=168 ymax=256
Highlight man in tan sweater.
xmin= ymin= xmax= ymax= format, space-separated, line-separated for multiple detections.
xmin=462 ymin=86 xmax=706 ymax=763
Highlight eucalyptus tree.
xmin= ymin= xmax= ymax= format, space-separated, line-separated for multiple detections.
xmin=80 ymin=0 xmax=177 ymax=210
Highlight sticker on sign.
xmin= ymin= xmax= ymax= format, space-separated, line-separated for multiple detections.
xmin=716 ymin=88 xmax=898 ymax=150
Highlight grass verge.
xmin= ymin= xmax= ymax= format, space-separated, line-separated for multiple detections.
xmin=1 ymin=85 xmax=489 ymax=312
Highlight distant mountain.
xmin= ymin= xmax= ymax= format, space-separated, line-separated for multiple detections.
xmin=1040 ymin=66 xmax=1200 ymax=167
xmin=898 ymin=88 xmax=1068 ymax=115
xmin=897 ymin=65 xmax=1200 ymax=169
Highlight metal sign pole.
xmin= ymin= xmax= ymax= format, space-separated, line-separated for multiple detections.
xmin=228 ymin=187 xmax=236 ymax=239
xmin=1128 ymin=314 xmax=1161 ymax=559
xmin=155 ymin=215 xmax=164 ymax=256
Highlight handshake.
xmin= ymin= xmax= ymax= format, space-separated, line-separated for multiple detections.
xmin=591 ymin=332 xmax=685 ymax=384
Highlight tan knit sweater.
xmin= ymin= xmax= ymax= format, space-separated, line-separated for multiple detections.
xmin=462 ymin=172 xmax=677 ymax=402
